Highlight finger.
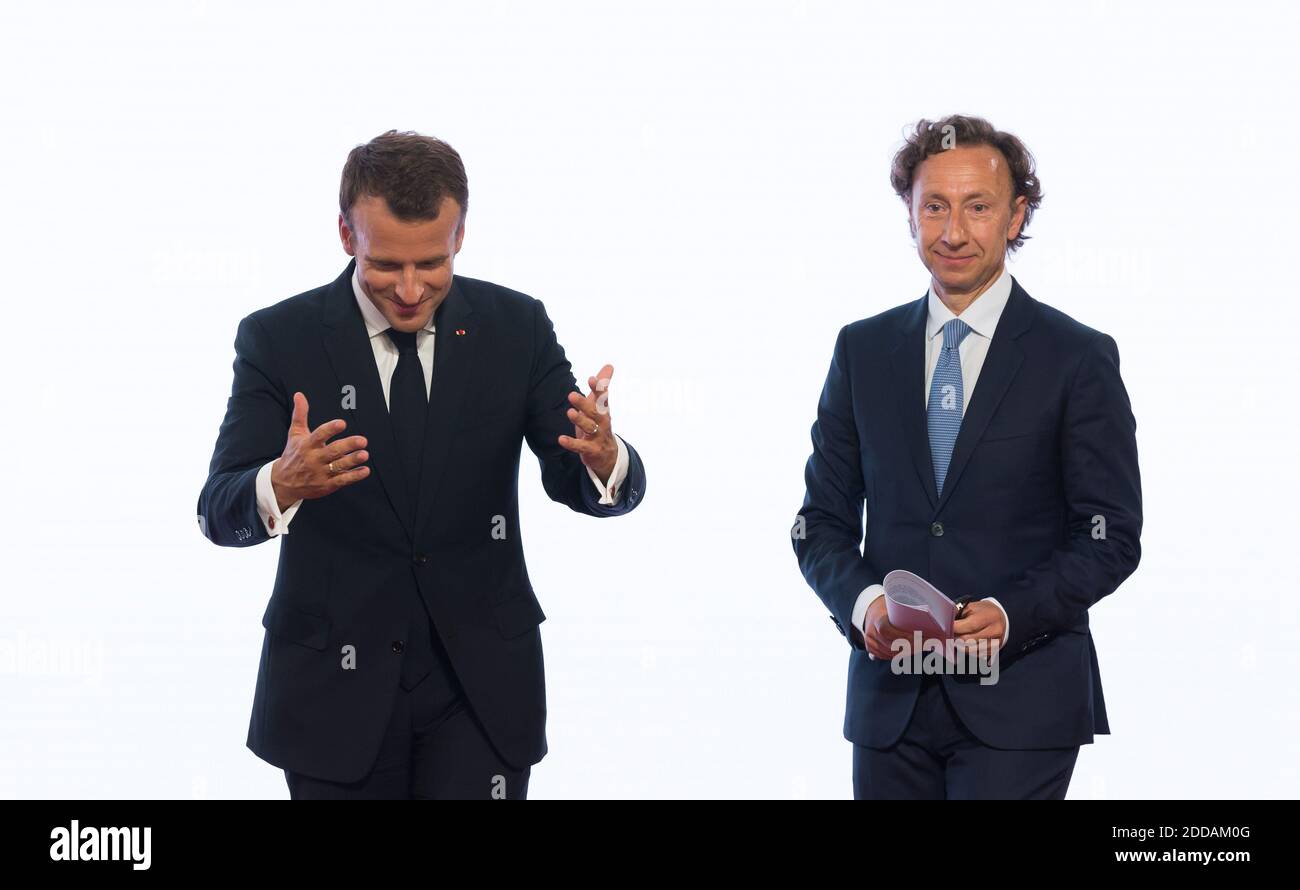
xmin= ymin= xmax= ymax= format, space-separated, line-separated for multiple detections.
xmin=869 ymin=622 xmax=901 ymax=650
xmin=586 ymin=364 xmax=614 ymax=392
xmin=567 ymin=388 xmax=599 ymax=422
xmin=952 ymin=637 xmax=998 ymax=659
xmin=567 ymin=404 xmax=603 ymax=436
xmin=866 ymin=634 xmax=893 ymax=660
xmin=875 ymin=618 xmax=910 ymax=643
xmin=953 ymin=613 xmax=994 ymax=636
xmin=871 ymin=633 xmax=905 ymax=659
xmin=290 ymin=392 xmax=310 ymax=433
xmin=324 ymin=448 xmax=369 ymax=474
xmin=557 ymin=434 xmax=602 ymax=454
xmin=324 ymin=435 xmax=369 ymax=461
xmin=566 ymin=398 xmax=605 ymax=436
xmin=326 ymin=465 xmax=370 ymax=490
xmin=309 ymin=418 xmax=347 ymax=446
xmin=589 ymin=364 xmax=614 ymax=415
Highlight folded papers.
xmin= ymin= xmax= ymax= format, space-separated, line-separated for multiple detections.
xmin=883 ymin=569 xmax=958 ymax=640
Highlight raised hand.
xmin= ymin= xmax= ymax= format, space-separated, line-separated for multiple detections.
xmin=269 ymin=392 xmax=370 ymax=511
xmin=557 ymin=364 xmax=618 ymax=481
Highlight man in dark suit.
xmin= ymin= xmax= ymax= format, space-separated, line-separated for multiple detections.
xmin=197 ymin=130 xmax=646 ymax=799
xmin=793 ymin=115 xmax=1141 ymax=799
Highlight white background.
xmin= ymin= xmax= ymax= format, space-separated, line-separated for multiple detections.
xmin=1 ymin=0 xmax=1296 ymax=799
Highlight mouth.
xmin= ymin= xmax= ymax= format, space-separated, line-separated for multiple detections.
xmin=936 ymin=254 xmax=976 ymax=266
xmin=390 ymin=298 xmax=426 ymax=317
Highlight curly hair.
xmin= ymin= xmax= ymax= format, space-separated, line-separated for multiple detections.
xmin=890 ymin=114 xmax=1042 ymax=253
xmin=339 ymin=130 xmax=468 ymax=229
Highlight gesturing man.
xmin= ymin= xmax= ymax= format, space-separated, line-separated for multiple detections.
xmin=793 ymin=115 xmax=1141 ymax=799
xmin=198 ymin=130 xmax=646 ymax=799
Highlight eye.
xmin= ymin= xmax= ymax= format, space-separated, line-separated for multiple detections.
xmin=972 ymin=203 xmax=989 ymax=213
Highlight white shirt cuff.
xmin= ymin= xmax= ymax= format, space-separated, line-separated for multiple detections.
xmin=853 ymin=585 xmax=886 ymax=659
xmin=586 ymin=434 xmax=629 ymax=505
xmin=256 ymin=459 xmax=302 ymax=537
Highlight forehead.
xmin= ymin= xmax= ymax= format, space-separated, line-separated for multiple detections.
xmin=912 ymin=144 xmax=1010 ymax=197
xmin=351 ymin=194 xmax=461 ymax=253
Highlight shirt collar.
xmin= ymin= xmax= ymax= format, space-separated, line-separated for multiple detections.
xmin=925 ymin=264 xmax=1013 ymax=341
xmin=351 ymin=264 xmax=437 ymax=339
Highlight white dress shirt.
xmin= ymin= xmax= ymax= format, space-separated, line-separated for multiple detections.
xmin=254 ymin=267 xmax=630 ymax=536
xmin=855 ymin=266 xmax=1013 ymax=656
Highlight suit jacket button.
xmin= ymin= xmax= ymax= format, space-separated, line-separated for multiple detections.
xmin=930 ymin=521 xmax=944 ymax=537
xmin=392 ymin=640 xmax=405 ymax=654
xmin=413 ymin=553 xmax=428 ymax=565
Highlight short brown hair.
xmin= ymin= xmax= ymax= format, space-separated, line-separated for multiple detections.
xmin=890 ymin=114 xmax=1043 ymax=253
xmin=339 ymin=130 xmax=468 ymax=229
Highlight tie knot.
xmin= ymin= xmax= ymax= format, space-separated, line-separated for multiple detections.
xmin=942 ymin=318 xmax=972 ymax=350
xmin=385 ymin=328 xmax=419 ymax=353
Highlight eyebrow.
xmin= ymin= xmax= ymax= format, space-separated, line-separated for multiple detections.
xmin=366 ymin=255 xmax=448 ymax=265
xmin=919 ymin=191 xmax=998 ymax=202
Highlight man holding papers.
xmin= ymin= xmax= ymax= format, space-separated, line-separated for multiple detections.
xmin=792 ymin=115 xmax=1142 ymax=799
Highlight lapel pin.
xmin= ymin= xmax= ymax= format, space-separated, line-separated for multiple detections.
xmin=455 ymin=328 xmax=467 ymax=336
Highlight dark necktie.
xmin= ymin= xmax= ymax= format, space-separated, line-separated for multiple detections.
xmin=384 ymin=328 xmax=428 ymax=506
xmin=385 ymin=328 xmax=436 ymax=692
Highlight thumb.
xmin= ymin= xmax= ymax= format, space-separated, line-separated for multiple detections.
xmin=289 ymin=391 xmax=310 ymax=433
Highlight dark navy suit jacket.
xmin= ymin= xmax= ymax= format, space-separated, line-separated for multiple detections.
xmin=794 ymin=276 xmax=1141 ymax=749
xmin=198 ymin=258 xmax=646 ymax=781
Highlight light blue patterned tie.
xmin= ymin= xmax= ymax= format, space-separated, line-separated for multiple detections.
xmin=928 ymin=318 xmax=972 ymax=496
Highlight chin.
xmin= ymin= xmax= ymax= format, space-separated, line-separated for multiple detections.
xmin=391 ymin=317 xmax=429 ymax=331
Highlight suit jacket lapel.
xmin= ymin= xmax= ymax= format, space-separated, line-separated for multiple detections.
xmin=888 ymin=293 xmax=939 ymax=509
xmin=321 ymin=259 xmax=415 ymax=545
xmin=933 ymin=276 xmax=1034 ymax=514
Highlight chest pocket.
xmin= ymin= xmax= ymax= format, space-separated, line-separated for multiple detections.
xmin=980 ymin=419 xmax=1055 ymax=442
xmin=974 ymin=421 xmax=1057 ymax=488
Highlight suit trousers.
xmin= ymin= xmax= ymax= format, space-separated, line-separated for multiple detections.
xmin=283 ymin=615 xmax=531 ymax=800
xmin=852 ymin=670 xmax=1080 ymax=800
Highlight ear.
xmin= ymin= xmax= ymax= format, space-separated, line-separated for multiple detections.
xmin=338 ymin=213 xmax=356 ymax=256
xmin=905 ymin=198 xmax=917 ymax=241
xmin=1006 ymin=195 xmax=1027 ymax=243
xmin=453 ymin=218 xmax=466 ymax=254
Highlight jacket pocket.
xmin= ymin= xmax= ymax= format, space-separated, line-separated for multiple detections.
xmin=981 ymin=422 xmax=1054 ymax=443
xmin=493 ymin=589 xmax=546 ymax=639
xmin=261 ymin=599 xmax=331 ymax=650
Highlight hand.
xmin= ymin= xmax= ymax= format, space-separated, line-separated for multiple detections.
xmin=557 ymin=363 xmax=618 ymax=481
xmin=864 ymin=594 xmax=914 ymax=660
xmin=269 ymin=392 xmax=370 ymax=511
xmin=952 ymin=600 xmax=1006 ymax=659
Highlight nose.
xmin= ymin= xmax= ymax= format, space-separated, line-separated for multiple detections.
xmin=941 ymin=212 xmax=967 ymax=248
xmin=394 ymin=266 xmax=425 ymax=305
